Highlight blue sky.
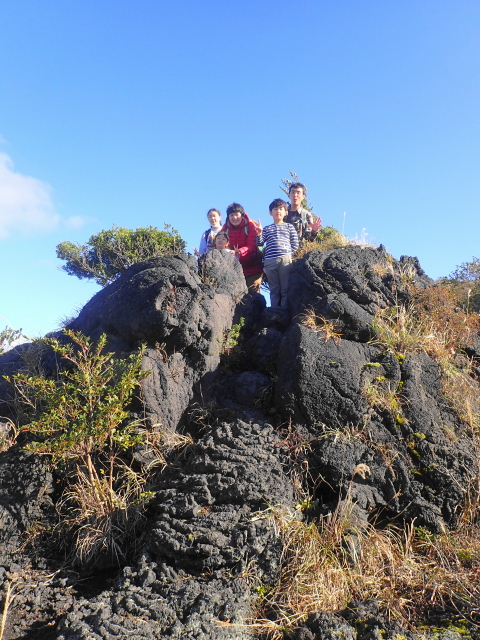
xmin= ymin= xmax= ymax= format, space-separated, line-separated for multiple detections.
xmin=1 ymin=1 xmax=479 ymax=337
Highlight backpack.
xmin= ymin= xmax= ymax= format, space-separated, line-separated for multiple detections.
xmin=203 ymin=228 xmax=218 ymax=251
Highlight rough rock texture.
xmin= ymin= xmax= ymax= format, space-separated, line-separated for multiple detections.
xmin=56 ymin=570 xmax=253 ymax=639
xmin=1 ymin=245 xmax=479 ymax=639
xmin=53 ymin=419 xmax=293 ymax=639
xmin=0 ymin=447 xmax=54 ymax=565
xmin=149 ymin=420 xmax=294 ymax=579
xmin=288 ymin=246 xmax=433 ymax=340
xmin=69 ymin=251 xmax=247 ymax=432
xmin=275 ymin=248 xmax=475 ymax=531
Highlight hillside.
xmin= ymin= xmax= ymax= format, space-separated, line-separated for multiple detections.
xmin=1 ymin=245 xmax=480 ymax=640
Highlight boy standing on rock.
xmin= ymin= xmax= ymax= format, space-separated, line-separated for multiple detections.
xmin=254 ymin=198 xmax=299 ymax=309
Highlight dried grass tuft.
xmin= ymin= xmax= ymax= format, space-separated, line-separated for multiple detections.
xmin=250 ymin=499 xmax=480 ymax=638
xmin=299 ymin=309 xmax=342 ymax=344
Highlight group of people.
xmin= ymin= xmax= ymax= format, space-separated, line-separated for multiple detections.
xmin=194 ymin=183 xmax=321 ymax=310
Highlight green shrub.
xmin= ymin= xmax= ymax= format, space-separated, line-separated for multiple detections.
xmin=444 ymin=256 xmax=480 ymax=312
xmin=7 ymin=329 xmax=151 ymax=565
xmin=56 ymin=223 xmax=186 ymax=286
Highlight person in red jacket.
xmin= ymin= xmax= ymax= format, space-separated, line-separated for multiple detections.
xmin=222 ymin=202 xmax=263 ymax=293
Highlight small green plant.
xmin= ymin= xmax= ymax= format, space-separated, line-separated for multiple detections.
xmin=8 ymin=329 xmax=151 ymax=565
xmin=362 ymin=379 xmax=405 ymax=424
xmin=222 ymin=317 xmax=245 ymax=355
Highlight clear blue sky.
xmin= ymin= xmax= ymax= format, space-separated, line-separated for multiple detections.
xmin=1 ymin=1 xmax=479 ymax=337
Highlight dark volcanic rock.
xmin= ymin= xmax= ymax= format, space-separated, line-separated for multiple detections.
xmin=288 ymin=246 xmax=433 ymax=340
xmin=148 ymin=420 xmax=294 ymax=580
xmin=244 ymin=327 xmax=283 ymax=374
xmin=275 ymin=323 xmax=373 ymax=426
xmin=275 ymin=319 xmax=475 ymax=530
xmin=67 ymin=252 xmax=247 ymax=431
xmin=56 ymin=572 xmax=253 ymax=639
xmin=69 ymin=253 xmax=245 ymax=354
xmin=54 ymin=418 xmax=293 ymax=639
xmin=2 ymin=244 xmax=479 ymax=637
xmin=0 ymin=447 xmax=54 ymax=565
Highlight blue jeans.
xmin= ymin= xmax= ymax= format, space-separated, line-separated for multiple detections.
xmin=263 ymin=254 xmax=292 ymax=309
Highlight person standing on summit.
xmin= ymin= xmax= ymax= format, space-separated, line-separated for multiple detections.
xmin=286 ymin=182 xmax=320 ymax=242
xmin=222 ymin=202 xmax=263 ymax=293
xmin=255 ymin=198 xmax=299 ymax=309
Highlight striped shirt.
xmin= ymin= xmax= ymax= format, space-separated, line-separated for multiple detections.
xmin=256 ymin=222 xmax=299 ymax=260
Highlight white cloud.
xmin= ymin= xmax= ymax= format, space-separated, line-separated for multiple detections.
xmin=0 ymin=152 xmax=60 ymax=239
xmin=64 ymin=215 xmax=86 ymax=230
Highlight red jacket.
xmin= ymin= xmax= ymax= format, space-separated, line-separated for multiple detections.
xmin=222 ymin=213 xmax=263 ymax=277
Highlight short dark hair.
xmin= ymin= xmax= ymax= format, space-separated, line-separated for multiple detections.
xmin=207 ymin=208 xmax=221 ymax=217
xmin=269 ymin=198 xmax=288 ymax=212
xmin=289 ymin=182 xmax=306 ymax=195
xmin=215 ymin=231 xmax=229 ymax=244
xmin=226 ymin=203 xmax=245 ymax=217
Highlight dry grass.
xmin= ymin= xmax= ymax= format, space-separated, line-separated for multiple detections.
xmin=140 ymin=427 xmax=194 ymax=471
xmin=368 ymin=261 xmax=393 ymax=279
xmin=293 ymin=227 xmax=349 ymax=261
xmin=0 ymin=418 xmax=19 ymax=452
xmin=370 ymin=303 xmax=436 ymax=357
xmin=250 ymin=497 xmax=480 ymax=639
xmin=249 ymin=285 xmax=480 ymax=638
xmin=397 ymin=262 xmax=418 ymax=289
xmin=0 ymin=579 xmax=18 ymax=640
xmin=57 ymin=428 xmax=193 ymax=567
xmin=349 ymin=228 xmax=377 ymax=248
xmin=299 ymin=308 xmax=342 ymax=344
xmin=371 ymin=286 xmax=480 ymax=436
xmin=59 ymin=462 xmax=151 ymax=566
xmin=361 ymin=380 xmax=405 ymax=424
xmin=413 ymin=284 xmax=480 ymax=356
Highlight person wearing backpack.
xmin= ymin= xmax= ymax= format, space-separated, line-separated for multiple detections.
xmin=194 ymin=208 xmax=223 ymax=256
xmin=222 ymin=202 xmax=263 ymax=293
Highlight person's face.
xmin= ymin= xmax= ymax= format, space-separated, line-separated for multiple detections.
xmin=207 ymin=210 xmax=221 ymax=226
xmin=289 ymin=187 xmax=304 ymax=210
xmin=215 ymin=235 xmax=229 ymax=250
xmin=270 ymin=206 xmax=287 ymax=223
xmin=228 ymin=211 xmax=243 ymax=227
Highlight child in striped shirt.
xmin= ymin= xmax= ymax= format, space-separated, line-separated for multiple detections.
xmin=254 ymin=198 xmax=299 ymax=309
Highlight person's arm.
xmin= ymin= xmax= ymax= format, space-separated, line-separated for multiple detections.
xmin=255 ymin=219 xmax=264 ymax=246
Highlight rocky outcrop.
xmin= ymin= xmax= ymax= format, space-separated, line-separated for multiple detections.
xmin=69 ymin=251 xmax=247 ymax=432
xmin=0 ymin=447 xmax=54 ymax=566
xmin=275 ymin=248 xmax=473 ymax=531
xmin=288 ymin=246 xmax=432 ymax=340
xmin=148 ymin=420 xmax=293 ymax=579
xmin=0 ymin=245 xmax=478 ymax=639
